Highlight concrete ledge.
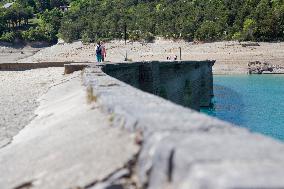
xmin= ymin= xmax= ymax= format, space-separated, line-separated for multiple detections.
xmin=64 ymin=63 xmax=93 ymax=74
xmin=0 ymin=62 xmax=74 ymax=71
xmin=82 ymin=63 xmax=284 ymax=189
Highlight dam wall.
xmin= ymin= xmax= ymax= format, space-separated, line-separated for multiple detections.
xmin=82 ymin=63 xmax=284 ymax=189
xmin=1 ymin=61 xmax=284 ymax=189
xmin=101 ymin=61 xmax=215 ymax=110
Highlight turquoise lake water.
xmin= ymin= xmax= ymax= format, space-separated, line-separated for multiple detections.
xmin=202 ymin=75 xmax=284 ymax=141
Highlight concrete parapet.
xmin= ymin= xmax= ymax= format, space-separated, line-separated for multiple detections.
xmin=82 ymin=63 xmax=284 ymax=189
xmin=0 ymin=62 xmax=74 ymax=71
xmin=64 ymin=63 xmax=91 ymax=74
xmin=66 ymin=61 xmax=215 ymax=110
xmin=101 ymin=61 xmax=215 ymax=110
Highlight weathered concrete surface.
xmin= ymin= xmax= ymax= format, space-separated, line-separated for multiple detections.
xmin=82 ymin=64 xmax=284 ymax=189
xmin=0 ymin=72 xmax=138 ymax=189
xmin=139 ymin=132 xmax=284 ymax=189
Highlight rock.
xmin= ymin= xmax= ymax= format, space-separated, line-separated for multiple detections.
xmin=248 ymin=61 xmax=284 ymax=74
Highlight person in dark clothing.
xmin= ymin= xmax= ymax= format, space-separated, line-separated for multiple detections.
xmin=96 ymin=41 xmax=102 ymax=62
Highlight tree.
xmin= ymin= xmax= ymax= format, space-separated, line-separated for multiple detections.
xmin=195 ymin=21 xmax=222 ymax=41
xmin=242 ymin=18 xmax=257 ymax=40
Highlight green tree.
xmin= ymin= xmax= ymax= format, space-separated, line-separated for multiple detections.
xmin=195 ymin=21 xmax=222 ymax=41
xmin=242 ymin=18 xmax=257 ymax=40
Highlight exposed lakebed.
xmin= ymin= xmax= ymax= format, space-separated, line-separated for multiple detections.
xmin=202 ymin=74 xmax=284 ymax=141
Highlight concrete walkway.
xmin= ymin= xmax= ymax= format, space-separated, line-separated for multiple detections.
xmin=0 ymin=73 xmax=138 ymax=189
xmin=0 ymin=68 xmax=66 ymax=148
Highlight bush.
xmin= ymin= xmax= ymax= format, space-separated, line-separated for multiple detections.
xmin=22 ymin=27 xmax=50 ymax=42
xmin=129 ymin=30 xmax=142 ymax=41
xmin=195 ymin=21 xmax=222 ymax=41
xmin=142 ymin=32 xmax=155 ymax=43
xmin=242 ymin=18 xmax=257 ymax=41
xmin=0 ymin=32 xmax=16 ymax=43
xmin=81 ymin=30 xmax=96 ymax=44
xmin=81 ymin=32 xmax=92 ymax=44
xmin=232 ymin=32 xmax=243 ymax=41
xmin=0 ymin=23 xmax=5 ymax=36
xmin=58 ymin=21 xmax=80 ymax=43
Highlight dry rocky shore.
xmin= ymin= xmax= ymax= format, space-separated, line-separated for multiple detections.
xmin=18 ymin=39 xmax=284 ymax=74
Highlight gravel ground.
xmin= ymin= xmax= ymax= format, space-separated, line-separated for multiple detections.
xmin=0 ymin=68 xmax=68 ymax=148
xmin=0 ymin=45 xmax=41 ymax=63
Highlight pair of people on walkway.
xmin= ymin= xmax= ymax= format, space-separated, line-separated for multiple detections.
xmin=95 ymin=41 xmax=106 ymax=62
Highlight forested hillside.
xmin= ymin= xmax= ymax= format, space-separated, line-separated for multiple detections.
xmin=0 ymin=0 xmax=65 ymax=43
xmin=1 ymin=0 xmax=284 ymax=43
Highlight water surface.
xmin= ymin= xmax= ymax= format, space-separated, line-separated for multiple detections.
xmin=202 ymin=74 xmax=284 ymax=141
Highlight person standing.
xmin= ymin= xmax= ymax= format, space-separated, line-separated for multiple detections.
xmin=95 ymin=41 xmax=102 ymax=62
xmin=101 ymin=41 xmax=106 ymax=62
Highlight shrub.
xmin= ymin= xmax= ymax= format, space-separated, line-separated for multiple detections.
xmin=232 ymin=32 xmax=243 ymax=41
xmin=81 ymin=30 xmax=96 ymax=44
xmin=58 ymin=21 xmax=80 ymax=43
xmin=195 ymin=21 xmax=222 ymax=41
xmin=0 ymin=32 xmax=16 ymax=43
xmin=129 ymin=30 xmax=142 ymax=41
xmin=22 ymin=27 xmax=50 ymax=42
xmin=142 ymin=32 xmax=155 ymax=43
xmin=242 ymin=18 xmax=257 ymax=41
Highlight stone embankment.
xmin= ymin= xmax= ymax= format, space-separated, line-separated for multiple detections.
xmin=1 ymin=61 xmax=284 ymax=189
xmin=248 ymin=61 xmax=284 ymax=74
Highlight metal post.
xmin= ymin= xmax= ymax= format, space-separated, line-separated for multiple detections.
xmin=124 ymin=24 xmax=127 ymax=61
xmin=179 ymin=47 xmax=182 ymax=60
xmin=124 ymin=24 xmax=127 ymax=45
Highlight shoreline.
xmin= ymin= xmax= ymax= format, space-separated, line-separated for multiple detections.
xmin=0 ymin=39 xmax=283 ymax=147
xmin=15 ymin=39 xmax=284 ymax=75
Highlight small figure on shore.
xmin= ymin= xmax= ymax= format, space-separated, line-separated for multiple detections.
xmin=167 ymin=55 xmax=178 ymax=60
xmin=101 ymin=41 xmax=106 ymax=62
xmin=95 ymin=41 xmax=103 ymax=62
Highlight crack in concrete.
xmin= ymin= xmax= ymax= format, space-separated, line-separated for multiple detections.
xmin=83 ymin=142 xmax=142 ymax=189
xmin=13 ymin=180 xmax=34 ymax=189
